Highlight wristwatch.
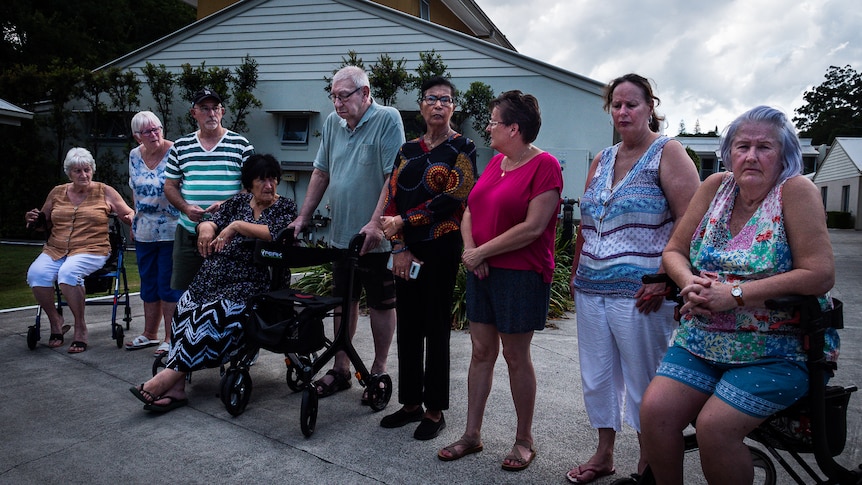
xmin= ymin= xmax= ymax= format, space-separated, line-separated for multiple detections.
xmin=731 ymin=283 xmax=744 ymax=306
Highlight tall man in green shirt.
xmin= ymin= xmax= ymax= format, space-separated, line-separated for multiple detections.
xmin=290 ymin=66 xmax=405 ymax=402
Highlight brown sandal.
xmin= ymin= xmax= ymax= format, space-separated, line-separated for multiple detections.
xmin=501 ymin=439 xmax=536 ymax=471
xmin=438 ymin=438 xmax=484 ymax=461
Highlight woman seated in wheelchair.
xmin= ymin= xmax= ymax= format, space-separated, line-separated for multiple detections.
xmin=130 ymin=154 xmax=297 ymax=413
xmin=639 ymin=106 xmax=839 ymax=484
xmin=24 ymin=147 xmax=135 ymax=354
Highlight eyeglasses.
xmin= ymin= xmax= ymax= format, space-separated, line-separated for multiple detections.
xmin=328 ymin=86 xmax=362 ymax=103
xmin=422 ymin=95 xmax=454 ymax=107
xmin=194 ymin=105 xmax=222 ymax=114
xmin=487 ymin=119 xmax=505 ymax=128
xmin=137 ymin=127 xmax=162 ymax=137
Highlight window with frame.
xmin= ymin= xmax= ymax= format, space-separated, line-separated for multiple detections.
xmin=841 ymin=185 xmax=850 ymax=212
xmin=821 ymin=186 xmax=828 ymax=210
xmin=420 ymin=0 xmax=430 ymax=20
xmin=281 ymin=116 xmax=309 ymax=145
xmin=84 ymin=111 xmax=132 ymax=140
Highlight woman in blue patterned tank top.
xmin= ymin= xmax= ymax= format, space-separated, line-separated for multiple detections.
xmin=567 ymin=74 xmax=701 ymax=484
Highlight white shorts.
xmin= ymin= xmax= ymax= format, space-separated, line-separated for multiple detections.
xmin=27 ymin=252 xmax=109 ymax=288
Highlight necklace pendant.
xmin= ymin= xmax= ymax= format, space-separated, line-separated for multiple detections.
xmin=500 ymin=171 xmax=505 ymax=178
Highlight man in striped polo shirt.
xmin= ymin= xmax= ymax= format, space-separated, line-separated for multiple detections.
xmin=164 ymin=88 xmax=255 ymax=290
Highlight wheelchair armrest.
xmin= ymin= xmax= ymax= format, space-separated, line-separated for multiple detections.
xmin=348 ymin=233 xmax=366 ymax=255
xmin=273 ymin=227 xmax=295 ymax=246
xmin=765 ymin=296 xmax=844 ymax=331
xmin=26 ymin=211 xmax=47 ymax=231
xmin=642 ymin=273 xmax=681 ymax=303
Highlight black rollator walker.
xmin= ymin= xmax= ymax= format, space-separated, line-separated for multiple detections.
xmin=613 ymin=274 xmax=861 ymax=485
xmin=155 ymin=231 xmax=392 ymax=437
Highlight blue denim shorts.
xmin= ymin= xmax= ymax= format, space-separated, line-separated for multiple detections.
xmin=657 ymin=345 xmax=809 ymax=418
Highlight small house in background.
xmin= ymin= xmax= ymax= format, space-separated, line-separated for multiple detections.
xmin=0 ymin=98 xmax=34 ymax=127
xmin=675 ymin=136 xmax=822 ymax=181
xmin=813 ymin=137 xmax=862 ymax=230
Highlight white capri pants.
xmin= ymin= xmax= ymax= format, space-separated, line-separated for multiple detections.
xmin=27 ymin=252 xmax=109 ymax=288
xmin=575 ymin=292 xmax=676 ymax=432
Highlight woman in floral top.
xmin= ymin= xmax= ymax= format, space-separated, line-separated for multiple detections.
xmin=640 ymin=106 xmax=838 ymax=484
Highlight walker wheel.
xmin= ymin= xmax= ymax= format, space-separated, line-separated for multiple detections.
xmin=114 ymin=325 xmax=124 ymax=348
xmin=124 ymin=306 xmax=132 ymax=330
xmin=300 ymin=386 xmax=318 ymax=437
xmin=27 ymin=326 xmax=39 ymax=350
xmin=285 ymin=355 xmax=312 ymax=392
xmin=221 ymin=368 xmax=253 ymax=416
xmin=367 ymin=373 xmax=392 ymax=412
xmin=152 ymin=353 xmax=167 ymax=376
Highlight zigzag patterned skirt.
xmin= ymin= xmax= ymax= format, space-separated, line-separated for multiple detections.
xmin=165 ymin=292 xmax=247 ymax=372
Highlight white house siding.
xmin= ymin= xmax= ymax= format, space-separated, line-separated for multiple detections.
xmin=813 ymin=139 xmax=862 ymax=229
xmin=95 ymin=0 xmax=611 ymax=235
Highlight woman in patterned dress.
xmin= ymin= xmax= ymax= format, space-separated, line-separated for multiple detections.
xmin=378 ymin=76 xmax=476 ymax=440
xmin=640 ymin=106 xmax=838 ymax=484
xmin=125 ymin=111 xmax=182 ymax=355
xmin=567 ymin=74 xmax=701 ymax=484
xmin=130 ymin=154 xmax=296 ymax=413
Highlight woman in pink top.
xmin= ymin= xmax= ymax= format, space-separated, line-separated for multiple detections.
xmin=438 ymin=91 xmax=563 ymax=472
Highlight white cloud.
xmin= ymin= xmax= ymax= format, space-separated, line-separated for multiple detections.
xmin=474 ymin=0 xmax=862 ymax=135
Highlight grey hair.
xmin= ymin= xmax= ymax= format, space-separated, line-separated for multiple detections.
xmin=332 ymin=65 xmax=370 ymax=90
xmin=720 ymin=105 xmax=802 ymax=181
xmin=63 ymin=147 xmax=96 ymax=176
xmin=131 ymin=111 xmax=163 ymax=136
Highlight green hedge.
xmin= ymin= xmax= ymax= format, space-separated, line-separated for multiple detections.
xmin=826 ymin=211 xmax=854 ymax=229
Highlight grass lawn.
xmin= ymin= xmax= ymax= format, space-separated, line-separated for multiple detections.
xmin=0 ymin=243 xmax=141 ymax=310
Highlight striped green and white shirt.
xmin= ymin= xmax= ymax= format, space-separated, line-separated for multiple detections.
xmin=165 ymin=130 xmax=254 ymax=233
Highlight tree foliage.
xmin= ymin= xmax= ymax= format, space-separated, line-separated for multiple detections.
xmin=141 ymin=62 xmax=176 ymax=135
xmin=0 ymin=0 xmax=195 ymax=71
xmin=460 ymin=82 xmax=495 ymax=145
xmin=369 ymin=54 xmax=410 ymax=106
xmin=410 ymin=49 xmax=451 ymax=92
xmin=793 ymin=65 xmax=862 ymax=145
xmin=323 ymin=50 xmax=365 ymax=93
xmin=227 ymin=55 xmax=263 ymax=133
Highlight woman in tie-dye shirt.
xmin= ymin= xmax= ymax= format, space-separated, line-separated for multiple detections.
xmin=127 ymin=111 xmax=182 ymax=355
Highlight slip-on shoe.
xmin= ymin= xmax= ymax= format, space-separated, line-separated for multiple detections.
xmin=380 ymin=407 xmax=424 ymax=428
xmin=414 ymin=413 xmax=446 ymax=440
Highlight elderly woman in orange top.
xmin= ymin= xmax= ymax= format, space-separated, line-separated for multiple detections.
xmin=25 ymin=147 xmax=134 ymax=353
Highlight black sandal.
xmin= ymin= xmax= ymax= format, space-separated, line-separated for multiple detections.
xmin=314 ymin=369 xmax=351 ymax=398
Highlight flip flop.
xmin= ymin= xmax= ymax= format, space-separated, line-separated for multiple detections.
xmin=438 ymin=438 xmax=484 ymax=461
xmin=501 ymin=439 xmax=536 ymax=472
xmin=125 ymin=335 xmax=160 ymax=350
xmin=153 ymin=341 xmax=171 ymax=357
xmin=144 ymin=395 xmax=188 ymax=413
xmin=129 ymin=384 xmax=158 ymax=406
xmin=47 ymin=325 xmax=72 ymax=348
xmin=565 ymin=464 xmax=616 ymax=483
xmin=67 ymin=341 xmax=87 ymax=354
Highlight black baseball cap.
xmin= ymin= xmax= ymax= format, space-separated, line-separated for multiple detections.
xmin=192 ymin=88 xmax=222 ymax=106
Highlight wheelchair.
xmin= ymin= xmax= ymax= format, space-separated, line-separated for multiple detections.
xmin=153 ymin=231 xmax=392 ymax=437
xmin=27 ymin=213 xmax=132 ymax=350
xmin=612 ymin=274 xmax=861 ymax=485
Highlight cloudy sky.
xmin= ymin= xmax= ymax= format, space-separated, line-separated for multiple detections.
xmin=472 ymin=0 xmax=862 ymax=136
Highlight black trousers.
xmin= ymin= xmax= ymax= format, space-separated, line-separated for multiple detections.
xmin=394 ymin=231 xmax=462 ymax=411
